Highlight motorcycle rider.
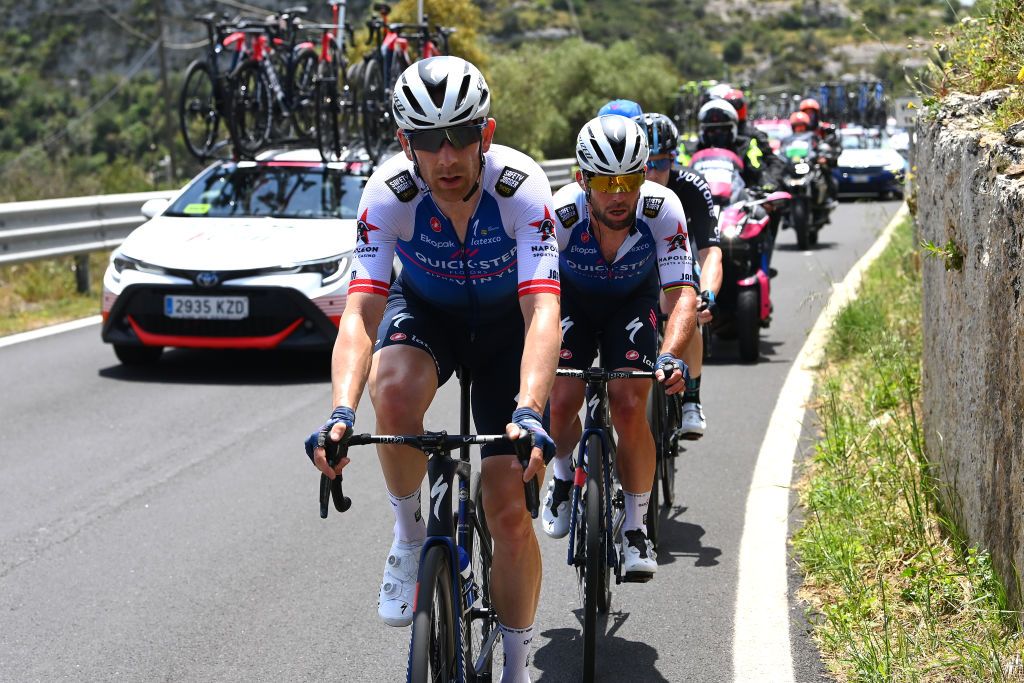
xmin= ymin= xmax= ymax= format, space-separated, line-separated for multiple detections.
xmin=637 ymin=112 xmax=721 ymax=440
xmin=798 ymin=98 xmax=840 ymax=206
xmin=695 ymin=99 xmax=764 ymax=191
xmin=786 ymin=110 xmax=834 ymax=211
xmin=723 ymin=88 xmax=786 ymax=191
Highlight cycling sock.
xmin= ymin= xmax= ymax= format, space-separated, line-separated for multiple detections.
xmin=387 ymin=488 xmax=426 ymax=543
xmin=498 ymin=622 xmax=534 ymax=683
xmin=623 ymin=489 xmax=651 ymax=535
xmin=552 ymin=452 xmax=573 ymax=482
xmin=683 ymin=374 xmax=701 ymax=404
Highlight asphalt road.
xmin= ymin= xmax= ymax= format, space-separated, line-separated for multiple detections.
xmin=0 ymin=200 xmax=902 ymax=682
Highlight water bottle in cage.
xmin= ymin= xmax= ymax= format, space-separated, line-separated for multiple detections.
xmin=457 ymin=547 xmax=477 ymax=608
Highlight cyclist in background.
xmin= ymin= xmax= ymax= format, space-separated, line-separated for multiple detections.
xmin=542 ymin=115 xmax=698 ymax=581
xmin=598 ymin=98 xmax=645 ymax=121
xmin=304 ymin=56 xmax=560 ymax=683
xmin=638 ymin=112 xmax=721 ymax=440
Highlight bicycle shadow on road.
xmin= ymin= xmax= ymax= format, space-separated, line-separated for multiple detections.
xmin=535 ymin=613 xmax=669 ymax=682
xmin=703 ymin=335 xmax=787 ymax=365
xmin=653 ymin=506 xmax=722 ymax=568
xmin=98 ymin=349 xmax=331 ymax=386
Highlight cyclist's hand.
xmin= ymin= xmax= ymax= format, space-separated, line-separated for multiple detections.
xmin=304 ymin=406 xmax=355 ymax=480
xmin=697 ymin=289 xmax=717 ymax=325
xmin=654 ymin=352 xmax=689 ymax=395
xmin=508 ymin=407 xmax=556 ymax=482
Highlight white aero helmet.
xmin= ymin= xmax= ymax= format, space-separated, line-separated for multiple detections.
xmin=575 ymin=115 xmax=649 ymax=176
xmin=392 ymin=56 xmax=491 ymax=130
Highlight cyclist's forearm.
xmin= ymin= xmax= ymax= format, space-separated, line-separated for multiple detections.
xmin=330 ymin=296 xmax=385 ymax=410
xmin=697 ymin=246 xmax=723 ymax=295
xmin=660 ymin=287 xmax=698 ymax=358
xmin=517 ymin=292 xmax=560 ymax=414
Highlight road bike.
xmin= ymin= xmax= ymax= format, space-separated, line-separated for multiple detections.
xmin=319 ymin=368 xmax=542 ymax=682
xmin=310 ymin=0 xmax=359 ymax=161
xmin=556 ymin=365 xmax=665 ymax=682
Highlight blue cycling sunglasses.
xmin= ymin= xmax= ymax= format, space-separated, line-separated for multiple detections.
xmin=646 ymin=154 xmax=676 ymax=172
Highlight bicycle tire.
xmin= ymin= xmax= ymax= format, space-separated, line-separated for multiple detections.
xmin=646 ymin=384 xmax=664 ymax=550
xmin=231 ymin=60 xmax=273 ymax=157
xmin=315 ymin=69 xmax=343 ymax=161
xmin=179 ymin=60 xmax=221 ymax=159
xmin=289 ymin=47 xmax=319 ymax=140
xmin=361 ymin=57 xmax=388 ymax=161
xmin=661 ymin=394 xmax=680 ymax=508
xmin=581 ymin=433 xmax=604 ymax=683
xmin=409 ymin=545 xmax=458 ymax=683
xmin=465 ymin=471 xmax=496 ymax=681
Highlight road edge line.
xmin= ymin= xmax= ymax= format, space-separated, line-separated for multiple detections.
xmin=0 ymin=315 xmax=102 ymax=349
xmin=732 ymin=204 xmax=909 ymax=681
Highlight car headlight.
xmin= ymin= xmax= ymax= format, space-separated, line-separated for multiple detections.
xmin=297 ymin=253 xmax=352 ymax=285
xmin=111 ymin=253 xmax=165 ymax=275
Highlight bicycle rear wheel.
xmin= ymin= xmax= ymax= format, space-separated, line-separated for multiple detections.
xmin=179 ymin=60 xmax=221 ymax=159
xmin=290 ymin=47 xmax=319 ymax=140
xmin=464 ymin=472 xmax=496 ymax=681
xmin=409 ymin=545 xmax=458 ymax=683
xmin=315 ymin=67 xmax=344 ymax=161
xmin=231 ymin=60 xmax=272 ymax=157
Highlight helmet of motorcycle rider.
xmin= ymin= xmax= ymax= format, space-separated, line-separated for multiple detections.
xmin=636 ymin=113 xmax=679 ymax=156
xmin=789 ymin=111 xmax=811 ymax=133
xmin=392 ymin=56 xmax=490 ymax=130
xmin=798 ymin=98 xmax=821 ymax=130
xmin=697 ymin=98 xmax=738 ymax=149
xmin=724 ymin=88 xmax=748 ymax=124
xmin=576 ymin=115 xmax=649 ymax=177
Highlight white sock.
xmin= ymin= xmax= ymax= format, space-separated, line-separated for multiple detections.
xmin=552 ymin=452 xmax=573 ymax=481
xmin=623 ymin=489 xmax=651 ymax=535
xmin=387 ymin=488 xmax=426 ymax=543
xmin=499 ymin=622 xmax=534 ymax=683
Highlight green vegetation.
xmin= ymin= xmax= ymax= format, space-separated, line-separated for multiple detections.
xmin=0 ymin=251 xmax=110 ymax=336
xmin=794 ymin=217 xmax=1024 ymax=680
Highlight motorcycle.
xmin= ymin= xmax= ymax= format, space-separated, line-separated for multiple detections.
xmin=779 ymin=132 xmax=833 ymax=249
xmin=689 ymin=148 xmax=791 ymax=363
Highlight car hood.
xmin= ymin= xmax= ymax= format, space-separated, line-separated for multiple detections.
xmin=118 ymin=216 xmax=357 ymax=270
xmin=837 ymin=148 xmax=905 ymax=169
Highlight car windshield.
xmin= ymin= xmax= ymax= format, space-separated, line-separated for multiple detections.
xmin=165 ymin=163 xmax=365 ymax=219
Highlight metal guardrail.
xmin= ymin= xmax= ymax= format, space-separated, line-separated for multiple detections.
xmin=0 ymin=159 xmax=577 ymax=273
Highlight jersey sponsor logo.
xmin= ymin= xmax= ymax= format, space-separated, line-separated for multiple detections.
xmin=430 ymin=216 xmax=442 ymax=233
xmin=580 ymin=231 xmax=591 ymax=243
xmin=625 ymin=350 xmax=640 ymax=361
xmin=642 ymin=196 xmax=664 ymax=218
xmin=664 ymin=222 xmax=689 ymax=253
xmin=528 ymin=207 xmax=556 ymax=241
xmin=556 ymin=203 xmax=579 ymax=229
xmin=560 ymin=349 xmax=573 ymax=359
xmin=357 ymin=209 xmax=381 ymax=244
xmin=389 ymin=332 xmax=407 ymax=341
xmin=495 ymin=166 xmax=528 ymax=197
xmin=420 ymin=233 xmax=456 ymax=249
xmin=569 ymin=245 xmax=597 ymax=255
xmin=385 ymin=170 xmax=418 ymax=202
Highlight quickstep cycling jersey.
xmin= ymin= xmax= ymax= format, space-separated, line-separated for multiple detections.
xmin=348 ymin=145 xmax=561 ymax=321
xmin=552 ymin=180 xmax=696 ymax=297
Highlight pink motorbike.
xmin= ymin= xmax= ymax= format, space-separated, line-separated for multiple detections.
xmin=689 ymin=148 xmax=791 ymax=363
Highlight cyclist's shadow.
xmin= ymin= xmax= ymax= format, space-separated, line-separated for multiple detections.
xmin=534 ymin=612 xmax=668 ymax=682
xmin=655 ymin=505 xmax=722 ymax=567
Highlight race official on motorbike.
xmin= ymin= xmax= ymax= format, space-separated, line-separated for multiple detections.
xmin=788 ymin=110 xmax=837 ymax=210
xmin=798 ymin=98 xmax=840 ymax=206
xmin=695 ymin=99 xmax=764 ymax=190
xmin=638 ymin=112 xmax=721 ymax=439
xmin=723 ymin=88 xmax=786 ymax=191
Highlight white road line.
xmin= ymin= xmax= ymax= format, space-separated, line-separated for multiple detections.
xmin=732 ymin=204 xmax=908 ymax=681
xmin=0 ymin=315 xmax=102 ymax=349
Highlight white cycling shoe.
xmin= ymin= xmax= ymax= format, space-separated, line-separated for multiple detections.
xmin=378 ymin=537 xmax=422 ymax=627
xmin=680 ymin=402 xmax=706 ymax=440
xmin=621 ymin=529 xmax=657 ymax=581
xmin=541 ymin=476 xmax=573 ymax=539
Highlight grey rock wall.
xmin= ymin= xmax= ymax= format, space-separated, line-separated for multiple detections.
xmin=913 ymin=90 xmax=1024 ymax=604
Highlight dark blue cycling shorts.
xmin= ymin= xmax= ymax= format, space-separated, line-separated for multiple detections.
xmin=558 ymin=275 xmax=659 ymax=372
xmin=376 ymin=278 xmax=525 ymax=458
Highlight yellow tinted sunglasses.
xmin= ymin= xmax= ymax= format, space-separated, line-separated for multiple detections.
xmin=585 ymin=172 xmax=645 ymax=194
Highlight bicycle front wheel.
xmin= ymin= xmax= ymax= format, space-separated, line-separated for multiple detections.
xmin=315 ymin=67 xmax=343 ymax=161
xmin=231 ymin=60 xmax=272 ymax=157
xmin=409 ymin=545 xmax=458 ymax=683
xmin=290 ymin=47 xmax=318 ymax=139
xmin=646 ymin=384 xmax=664 ymax=550
xmin=179 ymin=60 xmax=220 ymax=159
xmin=464 ymin=471 xmax=496 ymax=681
xmin=661 ymin=394 xmax=681 ymax=508
xmin=581 ymin=433 xmax=605 ymax=683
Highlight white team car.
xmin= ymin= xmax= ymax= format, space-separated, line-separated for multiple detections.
xmin=101 ymin=148 xmax=371 ymax=365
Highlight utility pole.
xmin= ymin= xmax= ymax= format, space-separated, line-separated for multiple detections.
xmin=154 ymin=0 xmax=176 ymax=184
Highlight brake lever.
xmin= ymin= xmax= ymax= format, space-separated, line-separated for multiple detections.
xmin=512 ymin=434 xmax=540 ymax=519
xmin=318 ymin=431 xmax=352 ymax=518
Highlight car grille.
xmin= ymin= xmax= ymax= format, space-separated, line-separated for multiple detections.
xmin=127 ymin=287 xmax=301 ymax=336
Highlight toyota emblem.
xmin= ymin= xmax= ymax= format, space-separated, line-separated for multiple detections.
xmin=195 ymin=272 xmax=219 ymax=288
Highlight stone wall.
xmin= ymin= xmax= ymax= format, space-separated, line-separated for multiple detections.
xmin=913 ymin=90 xmax=1024 ymax=604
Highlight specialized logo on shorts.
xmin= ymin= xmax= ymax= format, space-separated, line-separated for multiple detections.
xmin=430 ymin=216 xmax=442 ymax=233
xmin=389 ymin=332 xmax=407 ymax=341
xmin=625 ymin=317 xmax=644 ymax=344
xmin=357 ymin=208 xmax=381 ymax=244
xmin=560 ymin=349 xmax=573 ymax=359
xmin=495 ymin=166 xmax=528 ymax=197
xmin=529 ymin=207 xmax=556 ymax=241
xmin=385 ymin=170 xmax=418 ymax=202
xmin=664 ymin=222 xmax=688 ymax=253
xmin=625 ymin=350 xmax=640 ymax=361
xmin=643 ymin=196 xmax=664 ymax=218
xmin=556 ymin=203 xmax=579 ymax=229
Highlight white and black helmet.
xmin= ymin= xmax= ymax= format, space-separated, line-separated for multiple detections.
xmin=392 ymin=56 xmax=490 ymax=130
xmin=575 ymin=115 xmax=649 ymax=176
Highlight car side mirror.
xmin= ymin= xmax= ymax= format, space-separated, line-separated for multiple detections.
xmin=140 ymin=198 xmax=170 ymax=219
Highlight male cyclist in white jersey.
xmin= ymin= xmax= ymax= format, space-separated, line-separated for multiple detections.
xmin=543 ymin=115 xmax=698 ymax=579
xmin=304 ymin=56 xmax=561 ymax=683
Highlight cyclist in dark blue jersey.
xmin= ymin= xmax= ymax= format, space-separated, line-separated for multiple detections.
xmin=304 ymin=56 xmax=560 ymax=683
xmin=542 ymin=115 xmax=698 ymax=580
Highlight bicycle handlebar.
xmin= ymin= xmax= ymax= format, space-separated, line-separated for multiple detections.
xmin=319 ymin=431 xmax=540 ymax=519
xmin=555 ymin=368 xmax=657 ymax=382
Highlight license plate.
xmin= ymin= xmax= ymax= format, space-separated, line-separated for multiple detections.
xmin=164 ymin=295 xmax=249 ymax=320
xmin=851 ymin=174 xmax=871 ymax=183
